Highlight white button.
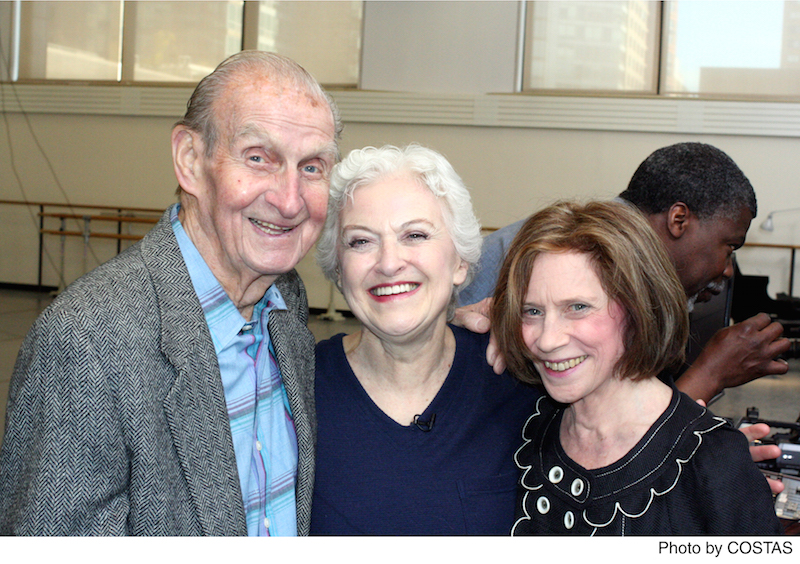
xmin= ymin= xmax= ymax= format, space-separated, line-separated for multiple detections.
xmin=564 ymin=511 xmax=575 ymax=529
xmin=571 ymin=478 xmax=584 ymax=496
xmin=264 ymin=517 xmax=270 ymax=529
xmin=548 ymin=466 xmax=564 ymax=483
xmin=536 ymin=496 xmax=550 ymax=514
xmin=242 ymin=324 xmax=253 ymax=331
xmin=256 ymin=440 xmax=262 ymax=451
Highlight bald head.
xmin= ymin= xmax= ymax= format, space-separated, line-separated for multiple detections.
xmin=175 ymin=50 xmax=342 ymax=159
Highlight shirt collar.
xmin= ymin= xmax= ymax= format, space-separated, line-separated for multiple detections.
xmin=169 ymin=203 xmax=286 ymax=352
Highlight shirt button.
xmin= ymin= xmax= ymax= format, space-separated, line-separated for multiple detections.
xmin=256 ymin=441 xmax=262 ymax=451
xmin=536 ymin=496 xmax=550 ymax=514
xmin=564 ymin=511 xmax=575 ymax=529
xmin=264 ymin=517 xmax=270 ymax=530
xmin=548 ymin=466 xmax=564 ymax=483
xmin=571 ymin=478 xmax=585 ymax=496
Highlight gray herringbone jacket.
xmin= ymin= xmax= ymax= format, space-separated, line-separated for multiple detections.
xmin=0 ymin=210 xmax=317 ymax=535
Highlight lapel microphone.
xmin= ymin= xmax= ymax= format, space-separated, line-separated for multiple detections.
xmin=413 ymin=413 xmax=436 ymax=432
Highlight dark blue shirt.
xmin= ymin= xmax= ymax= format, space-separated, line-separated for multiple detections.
xmin=311 ymin=325 xmax=541 ymax=535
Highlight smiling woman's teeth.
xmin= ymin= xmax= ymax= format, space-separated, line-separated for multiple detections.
xmin=543 ymin=356 xmax=587 ymax=372
xmin=371 ymin=283 xmax=419 ymax=296
xmin=250 ymin=218 xmax=292 ymax=234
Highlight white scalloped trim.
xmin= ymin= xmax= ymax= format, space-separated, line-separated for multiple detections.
xmin=511 ymin=396 xmax=546 ymax=535
xmin=583 ymin=414 xmax=726 ymax=530
xmin=511 ymin=395 xmax=728 ymax=535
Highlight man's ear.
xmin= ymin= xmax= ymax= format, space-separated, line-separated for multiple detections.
xmin=665 ymin=202 xmax=691 ymax=239
xmin=172 ymin=127 xmax=203 ymax=196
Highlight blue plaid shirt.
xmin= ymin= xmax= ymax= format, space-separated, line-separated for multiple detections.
xmin=170 ymin=204 xmax=298 ymax=536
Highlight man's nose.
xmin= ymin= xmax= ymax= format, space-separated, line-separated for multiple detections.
xmin=722 ymin=252 xmax=736 ymax=280
xmin=267 ymin=169 xmax=304 ymax=218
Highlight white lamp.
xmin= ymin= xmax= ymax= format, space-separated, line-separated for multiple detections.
xmin=759 ymin=207 xmax=800 ymax=232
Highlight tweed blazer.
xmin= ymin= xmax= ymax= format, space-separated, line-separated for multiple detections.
xmin=0 ymin=209 xmax=317 ymax=535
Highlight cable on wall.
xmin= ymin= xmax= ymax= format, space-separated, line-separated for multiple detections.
xmin=0 ymin=9 xmax=104 ymax=281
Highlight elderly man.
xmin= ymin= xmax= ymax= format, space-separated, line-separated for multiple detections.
xmin=0 ymin=51 xmax=340 ymax=535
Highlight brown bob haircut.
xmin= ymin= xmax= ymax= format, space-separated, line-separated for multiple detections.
xmin=491 ymin=200 xmax=689 ymax=385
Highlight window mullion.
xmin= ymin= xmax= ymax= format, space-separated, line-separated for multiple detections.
xmin=242 ymin=0 xmax=259 ymax=51
xmin=655 ymin=1 xmax=666 ymax=96
xmin=120 ymin=0 xmax=137 ymax=82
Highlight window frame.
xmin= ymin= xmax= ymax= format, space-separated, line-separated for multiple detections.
xmin=2 ymin=0 xmax=800 ymax=140
xmin=521 ymin=1 xmax=665 ymax=97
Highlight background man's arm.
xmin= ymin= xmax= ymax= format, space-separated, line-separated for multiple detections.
xmin=675 ymin=313 xmax=790 ymax=403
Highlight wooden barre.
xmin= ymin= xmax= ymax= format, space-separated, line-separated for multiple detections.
xmin=38 ymin=212 xmax=159 ymax=224
xmin=744 ymin=242 xmax=800 ymax=251
xmin=1 ymin=199 xmax=163 ymax=214
xmin=40 ymin=229 xmax=144 ymax=241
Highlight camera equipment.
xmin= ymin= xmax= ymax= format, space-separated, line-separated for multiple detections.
xmin=737 ymin=407 xmax=800 ymax=521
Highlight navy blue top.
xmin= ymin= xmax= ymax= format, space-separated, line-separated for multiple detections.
xmin=311 ymin=325 xmax=542 ymax=535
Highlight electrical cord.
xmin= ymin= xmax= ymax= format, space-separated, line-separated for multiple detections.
xmin=0 ymin=12 xmax=105 ymax=284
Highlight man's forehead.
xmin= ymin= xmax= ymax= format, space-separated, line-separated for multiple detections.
xmin=221 ymin=70 xmax=326 ymax=108
xmin=216 ymin=70 xmax=332 ymax=121
xmin=703 ymin=205 xmax=753 ymax=239
xmin=215 ymin=83 xmax=335 ymax=150
xmin=228 ymin=121 xmax=337 ymax=163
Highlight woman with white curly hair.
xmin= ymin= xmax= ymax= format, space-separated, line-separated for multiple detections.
xmin=310 ymin=144 xmax=540 ymax=535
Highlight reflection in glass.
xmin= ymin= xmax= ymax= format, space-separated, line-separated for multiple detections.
xmin=131 ymin=1 xmax=243 ymax=82
xmin=17 ymin=1 xmax=122 ymax=81
xmin=523 ymin=1 xmax=659 ymax=93
xmin=258 ymin=1 xmax=362 ymax=86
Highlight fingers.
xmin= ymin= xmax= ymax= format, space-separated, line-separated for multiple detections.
xmin=736 ymin=314 xmax=784 ymax=342
xmin=740 ymin=422 xmax=771 ymax=443
xmin=742 ymin=312 xmax=773 ymax=329
xmin=452 ymin=298 xmax=493 ymax=333
xmin=712 ymin=315 xmax=791 ymax=381
xmin=452 ymin=310 xmax=490 ymax=333
xmin=766 ymin=475 xmax=786 ymax=495
xmin=749 ymin=443 xmax=782 ymax=463
xmin=764 ymin=357 xmax=790 ymax=376
xmin=486 ymin=333 xmax=507 ymax=375
xmin=461 ymin=311 xmax=491 ymax=334
xmin=472 ymin=297 xmax=493 ymax=319
xmin=740 ymin=423 xmax=786 ymax=494
xmin=767 ymin=336 xmax=792 ymax=357
xmin=743 ymin=315 xmax=787 ymax=347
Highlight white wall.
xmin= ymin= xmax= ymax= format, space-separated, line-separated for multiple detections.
xmin=4 ymin=108 xmax=797 ymax=311
xmin=2 ymin=0 xmax=800 ymax=310
xmin=361 ymin=1 xmax=520 ymax=94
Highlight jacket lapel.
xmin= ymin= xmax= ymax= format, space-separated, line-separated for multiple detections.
xmin=141 ymin=211 xmax=246 ymax=536
xmin=269 ymin=274 xmax=317 ymax=536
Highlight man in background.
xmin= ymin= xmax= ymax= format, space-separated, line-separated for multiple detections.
xmin=459 ymin=142 xmax=790 ymax=404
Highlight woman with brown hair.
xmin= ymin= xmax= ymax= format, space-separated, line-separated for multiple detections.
xmin=491 ymin=200 xmax=781 ymax=535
